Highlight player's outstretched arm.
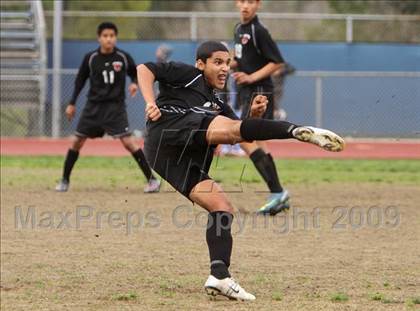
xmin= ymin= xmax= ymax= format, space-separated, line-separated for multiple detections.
xmin=137 ymin=64 xmax=161 ymax=121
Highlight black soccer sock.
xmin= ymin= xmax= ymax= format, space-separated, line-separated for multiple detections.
xmin=206 ymin=211 xmax=233 ymax=279
xmin=250 ymin=148 xmax=283 ymax=193
xmin=62 ymin=149 xmax=79 ymax=182
xmin=131 ymin=148 xmax=154 ymax=181
xmin=240 ymin=118 xmax=298 ymax=142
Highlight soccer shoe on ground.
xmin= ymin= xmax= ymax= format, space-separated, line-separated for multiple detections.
xmin=143 ymin=178 xmax=161 ymax=193
xmin=292 ymin=126 xmax=345 ymax=152
xmin=204 ymin=275 xmax=256 ymax=301
xmin=219 ymin=144 xmax=246 ymax=157
xmin=55 ymin=179 xmax=69 ymax=192
xmin=257 ymin=190 xmax=290 ymax=216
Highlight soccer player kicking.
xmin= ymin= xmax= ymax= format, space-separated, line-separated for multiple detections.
xmin=137 ymin=41 xmax=344 ymax=301
xmin=232 ymin=0 xmax=291 ymax=215
xmin=55 ymin=22 xmax=160 ymax=193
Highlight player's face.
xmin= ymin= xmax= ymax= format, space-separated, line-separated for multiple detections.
xmin=198 ymin=51 xmax=231 ymax=90
xmin=236 ymin=0 xmax=260 ymax=22
xmin=98 ymin=29 xmax=117 ymax=51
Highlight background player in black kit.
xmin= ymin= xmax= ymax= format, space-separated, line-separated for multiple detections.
xmin=55 ymin=22 xmax=160 ymax=193
xmin=232 ymin=0 xmax=290 ymax=215
xmin=137 ymin=41 xmax=344 ymax=301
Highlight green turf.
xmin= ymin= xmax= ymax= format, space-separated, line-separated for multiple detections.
xmin=1 ymin=156 xmax=419 ymax=189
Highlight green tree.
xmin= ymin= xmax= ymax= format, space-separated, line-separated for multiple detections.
xmin=42 ymin=0 xmax=153 ymax=39
xmin=42 ymin=0 xmax=151 ymax=11
xmin=328 ymin=0 xmax=420 ymax=14
xmin=388 ymin=0 xmax=420 ymax=14
xmin=327 ymin=0 xmax=369 ymax=14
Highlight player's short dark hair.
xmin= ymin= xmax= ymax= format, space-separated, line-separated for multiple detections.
xmin=97 ymin=22 xmax=118 ymax=36
xmin=196 ymin=41 xmax=229 ymax=63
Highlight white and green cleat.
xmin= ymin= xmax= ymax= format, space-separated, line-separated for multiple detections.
xmin=204 ymin=275 xmax=256 ymax=301
xmin=293 ymin=126 xmax=345 ymax=152
xmin=257 ymin=190 xmax=290 ymax=216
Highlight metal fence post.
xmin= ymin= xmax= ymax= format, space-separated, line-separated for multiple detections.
xmin=346 ymin=15 xmax=353 ymax=43
xmin=32 ymin=1 xmax=47 ymax=136
xmin=315 ymin=75 xmax=323 ymax=128
xmin=190 ymin=13 xmax=197 ymax=41
xmin=52 ymin=1 xmax=63 ymax=138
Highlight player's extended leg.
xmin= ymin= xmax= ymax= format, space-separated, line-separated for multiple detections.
xmin=55 ymin=135 xmax=87 ymax=192
xmin=240 ymin=140 xmax=290 ymax=215
xmin=189 ymin=180 xmax=256 ymax=301
xmin=119 ymin=135 xmax=160 ymax=193
xmin=206 ymin=116 xmax=345 ymax=152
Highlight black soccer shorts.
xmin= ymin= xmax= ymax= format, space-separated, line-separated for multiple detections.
xmin=144 ymin=112 xmax=216 ymax=199
xmin=237 ymin=85 xmax=274 ymax=120
xmin=75 ymin=101 xmax=131 ymax=138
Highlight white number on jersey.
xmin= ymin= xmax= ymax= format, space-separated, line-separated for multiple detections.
xmin=102 ymin=70 xmax=115 ymax=84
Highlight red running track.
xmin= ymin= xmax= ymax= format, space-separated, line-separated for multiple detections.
xmin=1 ymin=137 xmax=419 ymax=159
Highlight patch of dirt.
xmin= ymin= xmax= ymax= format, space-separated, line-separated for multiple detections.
xmin=1 ymin=182 xmax=419 ymax=310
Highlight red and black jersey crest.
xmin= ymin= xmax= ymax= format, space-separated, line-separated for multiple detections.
xmin=112 ymin=61 xmax=123 ymax=72
xmin=240 ymin=33 xmax=251 ymax=45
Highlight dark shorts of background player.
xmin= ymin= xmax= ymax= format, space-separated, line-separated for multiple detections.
xmin=237 ymin=84 xmax=274 ymax=120
xmin=75 ymin=101 xmax=131 ymax=138
xmin=144 ymin=111 xmax=216 ymax=199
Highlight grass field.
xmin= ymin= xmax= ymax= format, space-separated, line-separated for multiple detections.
xmin=1 ymin=156 xmax=420 ymax=310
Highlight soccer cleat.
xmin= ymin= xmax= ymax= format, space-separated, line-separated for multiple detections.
xmin=219 ymin=144 xmax=246 ymax=157
xmin=257 ymin=190 xmax=290 ymax=216
xmin=143 ymin=178 xmax=161 ymax=193
xmin=55 ymin=179 xmax=69 ymax=192
xmin=292 ymin=126 xmax=345 ymax=152
xmin=204 ymin=275 xmax=256 ymax=301
xmin=229 ymin=144 xmax=246 ymax=157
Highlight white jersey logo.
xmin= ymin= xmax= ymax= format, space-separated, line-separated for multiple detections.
xmin=235 ymin=43 xmax=242 ymax=59
xmin=203 ymin=101 xmax=221 ymax=110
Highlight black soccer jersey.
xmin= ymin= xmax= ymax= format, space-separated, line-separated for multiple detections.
xmin=234 ymin=15 xmax=284 ymax=87
xmin=144 ymin=61 xmax=238 ymax=120
xmin=70 ymin=47 xmax=137 ymax=104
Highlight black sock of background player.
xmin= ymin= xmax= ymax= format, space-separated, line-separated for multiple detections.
xmin=62 ymin=149 xmax=79 ymax=182
xmin=131 ymin=149 xmax=154 ymax=181
xmin=250 ymin=148 xmax=283 ymax=193
xmin=206 ymin=211 xmax=233 ymax=279
xmin=240 ymin=119 xmax=298 ymax=141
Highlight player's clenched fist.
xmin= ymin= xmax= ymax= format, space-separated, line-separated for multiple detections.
xmin=250 ymin=95 xmax=268 ymax=118
xmin=128 ymin=83 xmax=138 ymax=98
xmin=65 ymin=104 xmax=76 ymax=121
xmin=146 ymin=102 xmax=161 ymax=121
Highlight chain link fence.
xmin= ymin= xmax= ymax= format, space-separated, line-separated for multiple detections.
xmin=44 ymin=11 xmax=420 ymax=43
xmin=1 ymin=70 xmax=419 ymax=138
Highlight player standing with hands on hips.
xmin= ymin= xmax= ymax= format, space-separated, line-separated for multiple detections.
xmin=232 ymin=0 xmax=291 ymax=215
xmin=55 ymin=22 xmax=160 ymax=193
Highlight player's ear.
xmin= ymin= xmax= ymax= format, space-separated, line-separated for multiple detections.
xmin=196 ymin=59 xmax=206 ymax=71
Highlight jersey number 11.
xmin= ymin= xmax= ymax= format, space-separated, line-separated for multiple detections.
xmin=102 ymin=70 xmax=115 ymax=84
